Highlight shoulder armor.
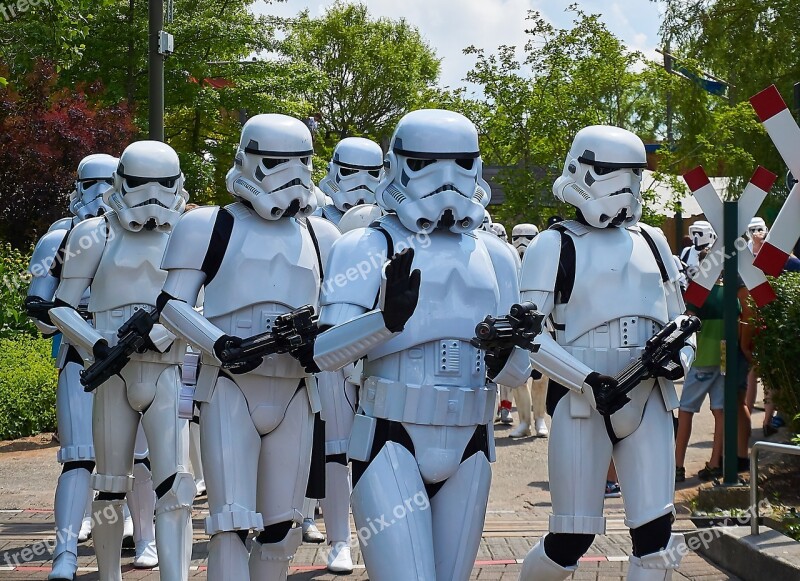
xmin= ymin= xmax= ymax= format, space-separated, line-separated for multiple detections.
xmin=520 ymin=229 xmax=562 ymax=294
xmin=322 ymin=226 xmax=390 ymax=310
xmin=161 ymin=206 xmax=221 ymax=272
xmin=306 ymin=215 xmax=342 ymax=268
xmin=638 ymin=223 xmax=681 ymax=282
xmin=59 ymin=216 xmax=108 ymax=280
xmin=552 ymin=219 xmax=590 ymax=236
xmin=47 ymin=217 xmax=74 ymax=233
xmin=29 ymin=228 xmax=68 ymax=277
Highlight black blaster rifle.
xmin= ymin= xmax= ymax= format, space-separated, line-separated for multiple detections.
xmin=594 ymin=315 xmax=701 ymax=416
xmin=471 ymin=302 xmax=546 ymax=353
xmin=218 ymin=305 xmax=319 ymax=370
xmin=80 ymin=307 xmax=159 ymax=393
xmin=24 ymin=297 xmax=91 ymax=324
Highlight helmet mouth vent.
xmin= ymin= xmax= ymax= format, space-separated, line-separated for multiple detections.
xmin=131 ymin=198 xmax=169 ymax=208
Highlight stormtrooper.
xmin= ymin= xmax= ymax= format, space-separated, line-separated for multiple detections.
xmin=746 ymin=217 xmax=768 ymax=253
xmin=508 ymin=224 xmax=549 ymax=439
xmin=156 ymin=113 xmax=341 ymax=581
xmin=680 ymin=220 xmax=717 ymax=280
xmin=306 ymin=138 xmax=385 ymax=572
xmin=314 ymin=136 xmax=384 ymax=226
xmin=49 ymin=141 xmax=193 ymax=581
xmin=311 ymin=109 xmax=532 ymax=581
xmin=25 ymin=154 xmax=158 ymax=580
xmin=518 ymin=125 xmax=695 ymax=581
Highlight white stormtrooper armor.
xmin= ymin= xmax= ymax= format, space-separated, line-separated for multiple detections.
xmin=488 ymin=222 xmax=508 ymax=241
xmin=49 ymin=141 xmax=193 ymax=581
xmin=69 ymin=154 xmax=117 ymax=221
xmin=681 ymin=220 xmax=717 ymax=280
xmin=312 ymin=109 xmax=531 ymax=581
xmin=518 ymin=126 xmax=694 ymax=581
xmin=315 ymin=137 xmax=383 ymax=226
xmin=337 ymin=203 xmax=384 ymax=233
xmin=507 ymin=223 xmax=548 ymax=439
xmin=157 ymin=113 xmax=340 ymax=581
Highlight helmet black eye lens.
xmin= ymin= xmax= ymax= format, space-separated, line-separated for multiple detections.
xmin=407 ymin=158 xmax=436 ymax=172
xmin=594 ymin=165 xmax=614 ymax=176
xmin=456 ymin=158 xmax=474 ymax=170
xmin=632 ymin=168 xmax=642 ymax=176
xmin=368 ymin=170 xmax=380 ymax=178
xmin=263 ymin=158 xmax=289 ymax=169
xmin=126 ymin=176 xmax=149 ymax=188
xmin=340 ymin=168 xmax=358 ymax=176
xmin=82 ymin=180 xmax=98 ymax=188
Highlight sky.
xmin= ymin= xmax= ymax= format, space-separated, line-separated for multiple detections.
xmin=252 ymin=0 xmax=668 ymax=94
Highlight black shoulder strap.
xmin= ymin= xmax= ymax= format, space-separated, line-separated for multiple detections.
xmin=551 ymin=225 xmax=576 ymax=306
xmin=305 ymin=218 xmax=324 ymax=282
xmin=638 ymin=227 xmax=670 ymax=283
xmin=49 ymin=229 xmax=70 ymax=280
xmin=200 ymin=208 xmax=234 ymax=286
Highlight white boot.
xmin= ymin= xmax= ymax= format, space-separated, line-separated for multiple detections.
xmin=121 ymin=502 xmax=134 ymax=549
xmin=128 ymin=462 xmax=158 ymax=568
xmin=535 ymin=417 xmax=549 ymax=437
xmin=301 ymin=498 xmax=324 ymax=543
xmin=249 ymin=526 xmax=302 ymax=581
xmin=320 ymin=462 xmax=354 ymax=573
xmin=154 ymin=472 xmax=195 ymax=581
xmin=208 ymin=532 xmax=250 ymax=581
xmin=91 ymin=498 xmax=125 ymax=581
xmin=510 ymin=381 xmax=533 ymax=438
xmin=49 ymin=467 xmax=92 ymax=581
xmin=519 ymin=538 xmax=575 ymax=581
xmin=627 ymin=533 xmax=683 ymax=581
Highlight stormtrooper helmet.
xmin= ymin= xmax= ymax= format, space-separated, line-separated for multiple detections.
xmin=376 ymin=109 xmax=490 ymax=234
xmin=106 ymin=141 xmax=187 ymax=232
xmin=489 ymin=222 xmax=508 ymax=241
xmin=689 ymin=220 xmax=717 ymax=250
xmin=70 ymin=154 xmax=117 ymax=221
xmin=338 ymin=204 xmax=384 ymax=233
xmin=479 ymin=209 xmax=492 ymax=231
xmin=747 ymin=217 xmax=768 ymax=239
xmin=553 ymin=125 xmax=647 ymax=228
xmin=511 ymin=223 xmax=539 ymax=257
xmin=318 ymin=137 xmax=383 ymax=211
xmin=226 ymin=114 xmax=316 ymax=220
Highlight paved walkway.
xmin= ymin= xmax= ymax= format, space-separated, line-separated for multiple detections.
xmin=0 ymin=506 xmax=739 ymax=579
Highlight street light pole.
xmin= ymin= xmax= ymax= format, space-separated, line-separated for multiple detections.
xmin=149 ymin=0 xmax=164 ymax=141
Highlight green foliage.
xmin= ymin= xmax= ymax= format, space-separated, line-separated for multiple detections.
xmin=0 ymin=335 xmax=57 ymax=440
xmin=752 ymin=273 xmax=800 ymax=433
xmin=279 ymin=1 xmax=440 ymax=145
xmin=462 ymin=7 xmax=660 ymax=227
xmin=0 ymin=243 xmax=36 ymax=339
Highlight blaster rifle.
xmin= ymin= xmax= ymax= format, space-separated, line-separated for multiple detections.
xmin=594 ymin=315 xmax=701 ymax=416
xmin=24 ymin=297 xmax=91 ymax=324
xmin=80 ymin=307 xmax=159 ymax=392
xmin=219 ymin=305 xmax=319 ymax=369
xmin=471 ymin=302 xmax=545 ymax=353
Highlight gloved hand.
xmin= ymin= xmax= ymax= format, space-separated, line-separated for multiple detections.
xmin=93 ymin=339 xmax=112 ymax=361
xmin=583 ymin=371 xmax=621 ymax=415
xmin=290 ymin=342 xmax=320 ymax=374
xmin=213 ymin=334 xmax=262 ymax=375
xmin=380 ymin=248 xmax=421 ymax=332
xmin=484 ymin=346 xmax=513 ymax=380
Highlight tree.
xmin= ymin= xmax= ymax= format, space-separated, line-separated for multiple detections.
xmin=279 ymin=1 xmax=440 ymax=145
xmin=0 ymin=62 xmax=137 ymax=247
xmin=658 ymin=0 xmax=800 ymax=204
xmin=462 ymin=7 xmax=662 ymax=226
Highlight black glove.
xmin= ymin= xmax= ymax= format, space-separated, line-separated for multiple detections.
xmin=93 ymin=339 xmax=112 ymax=361
xmin=213 ymin=334 xmax=262 ymax=375
xmin=584 ymin=371 xmax=622 ymax=415
xmin=290 ymin=342 xmax=320 ymax=374
xmin=652 ymin=351 xmax=685 ymax=381
xmin=381 ymin=248 xmax=421 ymax=333
xmin=485 ymin=346 xmax=513 ymax=381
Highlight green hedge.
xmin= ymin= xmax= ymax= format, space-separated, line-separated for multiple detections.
xmin=0 ymin=335 xmax=58 ymax=440
xmin=752 ymin=272 xmax=800 ymax=434
xmin=0 ymin=242 xmax=37 ymax=339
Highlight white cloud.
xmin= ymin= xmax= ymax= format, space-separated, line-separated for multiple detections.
xmin=253 ymin=0 xmax=665 ymax=90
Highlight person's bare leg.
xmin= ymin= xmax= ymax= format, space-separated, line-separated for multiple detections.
xmin=709 ymin=409 xmax=723 ymax=468
xmin=763 ymin=385 xmax=777 ymax=430
xmin=745 ymin=369 xmax=758 ymax=412
xmin=737 ymin=391 xmax=751 ymax=459
xmin=675 ymin=410 xmax=694 ymax=469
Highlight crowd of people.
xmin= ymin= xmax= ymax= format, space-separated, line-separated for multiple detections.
xmin=26 ymin=110 xmax=775 ymax=581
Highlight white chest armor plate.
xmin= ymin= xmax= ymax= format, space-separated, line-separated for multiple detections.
xmin=89 ymin=224 xmax=169 ymax=313
xmin=369 ymin=217 xmax=501 ymax=359
xmin=203 ymin=210 xmax=321 ymax=324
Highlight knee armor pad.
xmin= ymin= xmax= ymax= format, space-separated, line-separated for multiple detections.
xmin=154 ymin=471 xmax=196 ymax=515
